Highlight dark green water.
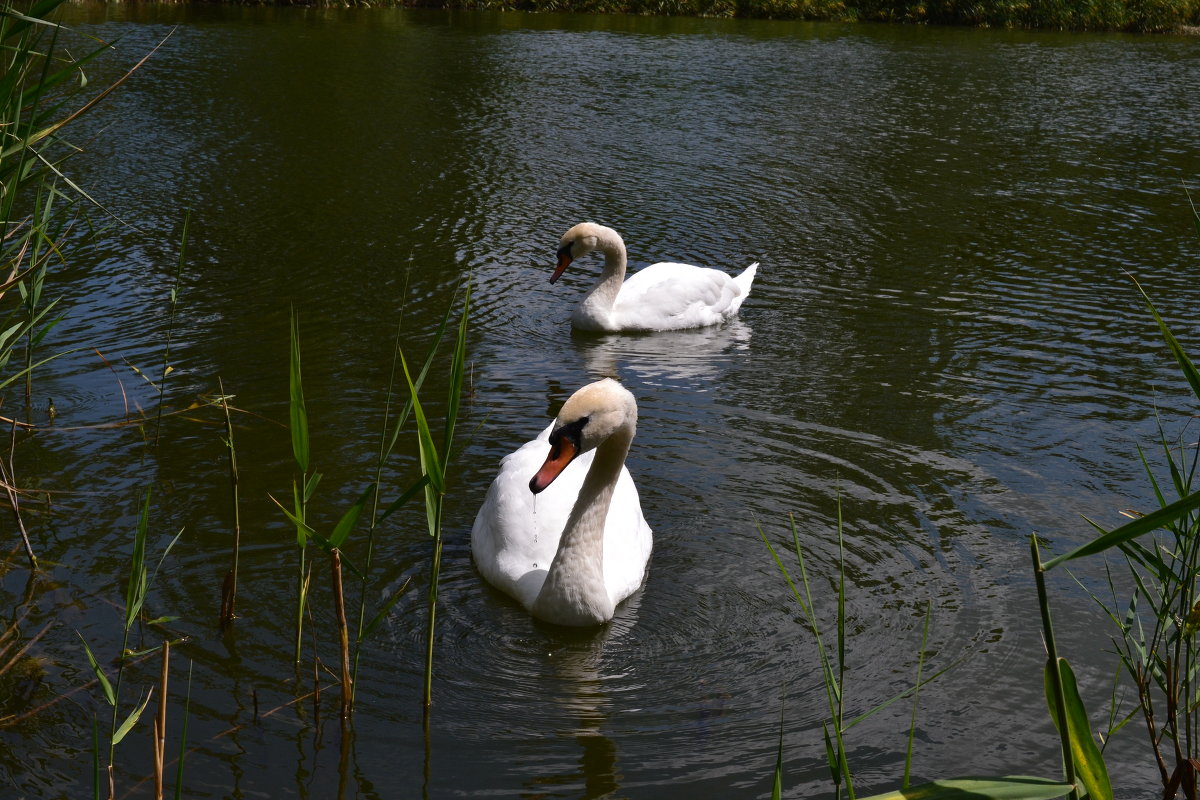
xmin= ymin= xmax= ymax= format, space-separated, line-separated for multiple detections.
xmin=2 ymin=4 xmax=1199 ymax=797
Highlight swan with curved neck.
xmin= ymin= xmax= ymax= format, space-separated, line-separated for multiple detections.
xmin=471 ymin=379 xmax=652 ymax=626
xmin=552 ymin=222 xmax=758 ymax=333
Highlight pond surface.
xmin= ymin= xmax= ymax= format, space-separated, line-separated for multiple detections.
xmin=2 ymin=4 xmax=1199 ymax=798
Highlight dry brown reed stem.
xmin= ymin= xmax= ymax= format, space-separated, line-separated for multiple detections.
xmin=154 ymin=640 xmax=169 ymax=800
xmin=31 ymin=29 xmax=177 ymax=153
xmin=331 ymin=550 xmax=351 ymax=719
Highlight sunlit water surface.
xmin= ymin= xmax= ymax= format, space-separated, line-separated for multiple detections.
xmin=2 ymin=5 xmax=1198 ymax=798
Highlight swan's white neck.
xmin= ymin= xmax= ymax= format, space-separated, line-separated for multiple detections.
xmin=532 ymin=426 xmax=633 ymax=626
xmin=578 ymin=228 xmax=628 ymax=320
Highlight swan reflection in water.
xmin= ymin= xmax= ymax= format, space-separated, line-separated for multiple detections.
xmin=574 ymin=320 xmax=753 ymax=386
xmin=520 ymin=613 xmax=640 ymax=799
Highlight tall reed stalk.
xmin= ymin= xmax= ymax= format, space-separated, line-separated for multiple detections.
xmin=401 ymin=281 xmax=470 ymax=714
xmin=218 ymin=379 xmax=240 ymax=629
xmin=287 ymin=308 xmax=315 ymax=668
xmin=349 ymin=291 xmax=466 ymax=707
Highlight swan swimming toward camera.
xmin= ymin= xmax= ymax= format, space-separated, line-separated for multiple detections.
xmin=470 ymin=379 xmax=652 ymax=626
xmin=551 ymin=222 xmax=758 ymax=333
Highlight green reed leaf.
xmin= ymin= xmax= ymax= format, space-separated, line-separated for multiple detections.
xmin=361 ymin=577 xmax=412 ymax=642
xmin=400 ymin=351 xmax=444 ymax=495
xmin=330 ymin=486 xmax=374 ymax=550
xmin=1045 ymin=657 xmax=1112 ymax=800
xmin=124 ymin=489 xmax=151 ymax=631
xmin=291 ymin=481 xmax=306 ymax=548
xmin=77 ymin=633 xmax=114 ymax=707
xmin=273 ymin=491 xmax=318 ymax=542
xmin=289 ymin=308 xmax=310 ymax=474
xmin=385 ymin=294 xmax=456 ymax=460
xmin=268 ymin=492 xmax=363 ymax=576
xmin=111 ymin=688 xmax=152 ymax=746
xmin=1042 ymin=489 xmax=1200 ymax=570
xmin=303 ymin=471 xmax=322 ymax=503
xmin=856 ymin=776 xmax=1074 ymax=800
xmin=1130 ymin=275 xmax=1200 ymax=403
xmin=378 ymin=473 xmax=431 ymax=523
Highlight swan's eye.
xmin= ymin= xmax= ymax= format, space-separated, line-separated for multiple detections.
xmin=556 ymin=242 xmax=574 ymax=260
xmin=549 ymin=415 xmax=589 ymax=451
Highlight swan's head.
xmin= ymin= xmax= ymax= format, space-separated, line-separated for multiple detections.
xmin=552 ymin=222 xmax=621 ymax=284
xmin=529 ymin=378 xmax=637 ymax=494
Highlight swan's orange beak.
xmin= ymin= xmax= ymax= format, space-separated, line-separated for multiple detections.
xmin=530 ymin=436 xmax=577 ymax=493
xmin=551 ymin=247 xmax=573 ymax=284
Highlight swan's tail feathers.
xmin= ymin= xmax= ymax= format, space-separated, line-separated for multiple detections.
xmin=735 ymin=262 xmax=759 ymax=293
xmin=725 ymin=262 xmax=758 ymax=316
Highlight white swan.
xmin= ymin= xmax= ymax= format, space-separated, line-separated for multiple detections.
xmin=552 ymin=222 xmax=758 ymax=333
xmin=471 ymin=379 xmax=653 ymax=626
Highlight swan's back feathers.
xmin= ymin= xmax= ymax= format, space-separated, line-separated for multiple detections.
xmin=606 ymin=261 xmax=756 ymax=331
xmin=555 ymin=223 xmax=758 ymax=333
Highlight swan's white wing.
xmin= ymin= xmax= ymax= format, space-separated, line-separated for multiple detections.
xmin=612 ymin=262 xmax=745 ymax=331
xmin=471 ymin=423 xmax=598 ymax=610
xmin=602 ymin=469 xmax=653 ymax=606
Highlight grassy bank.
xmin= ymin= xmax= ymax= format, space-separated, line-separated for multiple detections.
xmin=386 ymin=0 xmax=1200 ymax=32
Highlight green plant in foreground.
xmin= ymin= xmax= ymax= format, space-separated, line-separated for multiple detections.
xmin=271 ymin=284 xmax=469 ymax=717
xmin=1080 ymin=277 xmax=1200 ymax=797
xmin=285 ymin=307 xmax=316 ymax=669
xmin=767 ymin=277 xmax=1200 ymax=799
xmin=400 ymin=280 xmax=470 ymax=714
xmin=349 ymin=284 xmax=469 ymax=708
